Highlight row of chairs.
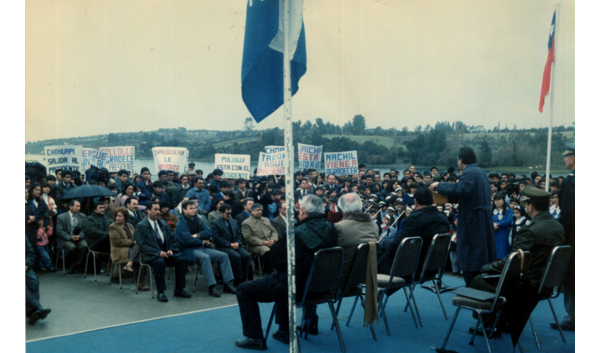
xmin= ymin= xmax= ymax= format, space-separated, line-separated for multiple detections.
xmin=259 ymin=234 xmax=572 ymax=353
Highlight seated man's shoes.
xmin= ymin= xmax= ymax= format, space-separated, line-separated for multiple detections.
xmin=157 ymin=292 xmax=169 ymax=302
xmin=550 ymin=322 xmax=575 ymax=331
xmin=235 ymin=337 xmax=266 ymax=350
xmin=272 ymin=330 xmax=290 ymax=345
xmin=174 ymin=290 xmax=192 ymax=298
xmin=137 ymin=282 xmax=150 ymax=291
xmin=223 ymin=282 xmax=237 ymax=294
xmin=209 ymin=286 xmax=221 ymax=297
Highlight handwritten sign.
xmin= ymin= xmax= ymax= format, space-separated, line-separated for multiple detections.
xmin=99 ymin=146 xmax=134 ymax=173
xmin=44 ymin=145 xmax=82 ymax=174
xmin=298 ymin=143 xmax=322 ymax=169
xmin=265 ymin=145 xmax=285 ymax=154
xmin=215 ymin=154 xmax=251 ymax=179
xmin=324 ymin=150 xmax=358 ymax=176
xmin=152 ymin=147 xmax=188 ymax=173
xmin=81 ymin=148 xmax=101 ymax=172
xmin=256 ymin=151 xmax=287 ymax=176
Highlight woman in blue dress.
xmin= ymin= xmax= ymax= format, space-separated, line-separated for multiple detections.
xmin=492 ymin=192 xmax=513 ymax=260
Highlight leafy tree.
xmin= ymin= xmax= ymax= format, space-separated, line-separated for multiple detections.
xmin=244 ymin=117 xmax=255 ymax=131
xmin=352 ymin=114 xmax=366 ymax=135
xmin=479 ymin=140 xmax=492 ymax=167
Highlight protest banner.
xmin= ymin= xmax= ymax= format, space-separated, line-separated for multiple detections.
xmin=215 ymin=154 xmax=251 ymax=179
xmin=81 ymin=148 xmax=100 ymax=172
xmin=152 ymin=147 xmax=188 ymax=174
xmin=256 ymin=150 xmax=286 ymax=176
xmin=324 ymin=150 xmax=358 ymax=176
xmin=298 ymin=143 xmax=322 ymax=169
xmin=265 ymin=145 xmax=285 ymax=154
xmin=99 ymin=146 xmax=134 ymax=173
xmin=44 ymin=145 xmax=82 ymax=174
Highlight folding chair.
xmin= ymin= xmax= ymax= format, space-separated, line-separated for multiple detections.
xmin=84 ymin=249 xmax=111 ymax=282
xmin=265 ymin=247 xmax=346 ymax=352
xmin=349 ymin=236 xmax=422 ymax=335
xmin=405 ymin=233 xmax=451 ymax=326
xmin=528 ymin=245 xmax=572 ymax=350
xmin=55 ymin=248 xmax=66 ymax=275
xmin=438 ymin=251 xmax=530 ymax=353
xmin=332 ymin=243 xmax=377 ymax=340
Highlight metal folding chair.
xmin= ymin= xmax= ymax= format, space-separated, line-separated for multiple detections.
xmin=438 ymin=251 xmax=530 ymax=353
xmin=332 ymin=243 xmax=377 ymax=340
xmin=265 ymin=246 xmax=346 ymax=352
xmin=348 ymin=236 xmax=422 ymax=335
xmin=528 ymin=245 xmax=572 ymax=350
xmin=84 ymin=249 xmax=111 ymax=282
xmin=405 ymin=233 xmax=451 ymax=326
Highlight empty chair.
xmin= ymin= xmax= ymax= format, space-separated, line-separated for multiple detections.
xmin=407 ymin=233 xmax=452 ymax=326
xmin=528 ymin=245 xmax=572 ymax=350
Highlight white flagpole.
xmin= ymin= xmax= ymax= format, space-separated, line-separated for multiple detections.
xmin=283 ymin=0 xmax=298 ymax=351
xmin=545 ymin=3 xmax=560 ymax=192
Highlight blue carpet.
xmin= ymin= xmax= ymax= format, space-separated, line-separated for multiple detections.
xmin=26 ymin=276 xmax=575 ymax=353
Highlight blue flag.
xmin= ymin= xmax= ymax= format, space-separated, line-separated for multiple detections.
xmin=241 ymin=0 xmax=307 ymax=124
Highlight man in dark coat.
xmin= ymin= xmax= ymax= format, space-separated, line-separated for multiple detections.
xmin=81 ymin=202 xmax=111 ymax=253
xmin=234 ymin=195 xmax=337 ymax=350
xmin=211 ymin=204 xmax=252 ymax=286
xmin=554 ymin=142 xmax=575 ymax=331
xmin=430 ymin=147 xmax=495 ymax=286
xmin=134 ymin=201 xmax=190 ymax=302
xmin=54 ymin=170 xmax=77 ymax=214
xmin=26 ymin=237 xmax=51 ymax=324
xmin=381 ymin=187 xmax=450 ymax=276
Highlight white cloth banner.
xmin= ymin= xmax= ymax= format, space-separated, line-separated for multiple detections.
xmin=99 ymin=146 xmax=135 ymax=173
xmin=298 ymin=143 xmax=322 ymax=169
xmin=152 ymin=147 xmax=189 ymax=174
xmin=44 ymin=145 xmax=82 ymax=174
xmin=324 ymin=150 xmax=358 ymax=176
xmin=265 ymin=145 xmax=285 ymax=154
xmin=81 ymin=148 xmax=101 ymax=172
xmin=257 ymin=151 xmax=287 ymax=176
xmin=215 ymin=154 xmax=251 ymax=179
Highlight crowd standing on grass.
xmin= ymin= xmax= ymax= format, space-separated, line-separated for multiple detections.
xmin=25 ymin=144 xmax=575 ymax=347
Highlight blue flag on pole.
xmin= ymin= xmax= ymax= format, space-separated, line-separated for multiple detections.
xmin=241 ymin=0 xmax=307 ymax=124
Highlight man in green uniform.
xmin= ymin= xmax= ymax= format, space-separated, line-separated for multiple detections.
xmin=468 ymin=185 xmax=565 ymax=335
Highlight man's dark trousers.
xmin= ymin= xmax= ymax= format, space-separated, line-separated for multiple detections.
xmin=148 ymin=256 xmax=188 ymax=293
xmin=236 ymin=271 xmax=288 ymax=339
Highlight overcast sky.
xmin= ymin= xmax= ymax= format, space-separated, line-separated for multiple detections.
xmin=25 ymin=0 xmax=575 ymax=143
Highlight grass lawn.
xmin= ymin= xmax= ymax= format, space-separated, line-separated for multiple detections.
xmin=213 ymin=136 xmax=260 ymax=148
xmin=323 ymin=134 xmax=395 ymax=148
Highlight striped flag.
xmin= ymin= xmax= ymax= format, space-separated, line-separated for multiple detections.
xmin=241 ymin=0 xmax=307 ymax=123
xmin=539 ymin=11 xmax=556 ymax=113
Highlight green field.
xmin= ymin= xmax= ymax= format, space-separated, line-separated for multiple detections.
xmin=323 ymin=134 xmax=395 ymax=148
xmin=457 ymin=130 xmax=574 ymax=141
xmin=213 ymin=136 xmax=260 ymax=148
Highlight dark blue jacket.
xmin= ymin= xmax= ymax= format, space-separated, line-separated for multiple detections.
xmin=437 ymin=163 xmax=495 ymax=271
xmin=174 ymin=215 xmax=212 ymax=264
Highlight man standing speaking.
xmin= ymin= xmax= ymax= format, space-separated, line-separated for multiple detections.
xmin=430 ymin=147 xmax=495 ymax=286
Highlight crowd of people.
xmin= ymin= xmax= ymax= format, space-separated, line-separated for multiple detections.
xmin=25 ymin=145 xmax=575 ymax=350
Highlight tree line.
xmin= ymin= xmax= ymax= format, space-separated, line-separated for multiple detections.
xmin=26 ymin=116 xmax=574 ymax=168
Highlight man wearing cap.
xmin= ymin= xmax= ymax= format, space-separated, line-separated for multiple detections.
xmin=429 ymin=147 xmax=495 ymax=286
xmin=467 ymin=185 xmax=565 ymax=333
xmin=553 ymin=142 xmax=575 ymax=331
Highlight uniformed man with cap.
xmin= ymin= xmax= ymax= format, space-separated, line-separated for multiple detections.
xmin=553 ymin=142 xmax=575 ymax=331
xmin=466 ymin=185 xmax=565 ymax=334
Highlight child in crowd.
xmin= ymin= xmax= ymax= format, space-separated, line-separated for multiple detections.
xmin=449 ymin=215 xmax=460 ymax=275
xmin=36 ymin=220 xmax=56 ymax=272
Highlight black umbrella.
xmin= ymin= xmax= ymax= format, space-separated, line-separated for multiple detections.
xmin=61 ymin=185 xmax=114 ymax=200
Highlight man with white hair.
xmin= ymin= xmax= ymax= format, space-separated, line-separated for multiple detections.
xmin=335 ymin=192 xmax=379 ymax=281
xmin=234 ymin=195 xmax=336 ymax=350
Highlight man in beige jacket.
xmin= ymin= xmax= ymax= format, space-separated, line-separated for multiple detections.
xmin=241 ymin=203 xmax=278 ymax=274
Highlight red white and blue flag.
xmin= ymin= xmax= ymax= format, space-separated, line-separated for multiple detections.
xmin=539 ymin=11 xmax=556 ymax=113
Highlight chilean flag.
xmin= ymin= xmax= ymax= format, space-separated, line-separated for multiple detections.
xmin=539 ymin=11 xmax=556 ymax=113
